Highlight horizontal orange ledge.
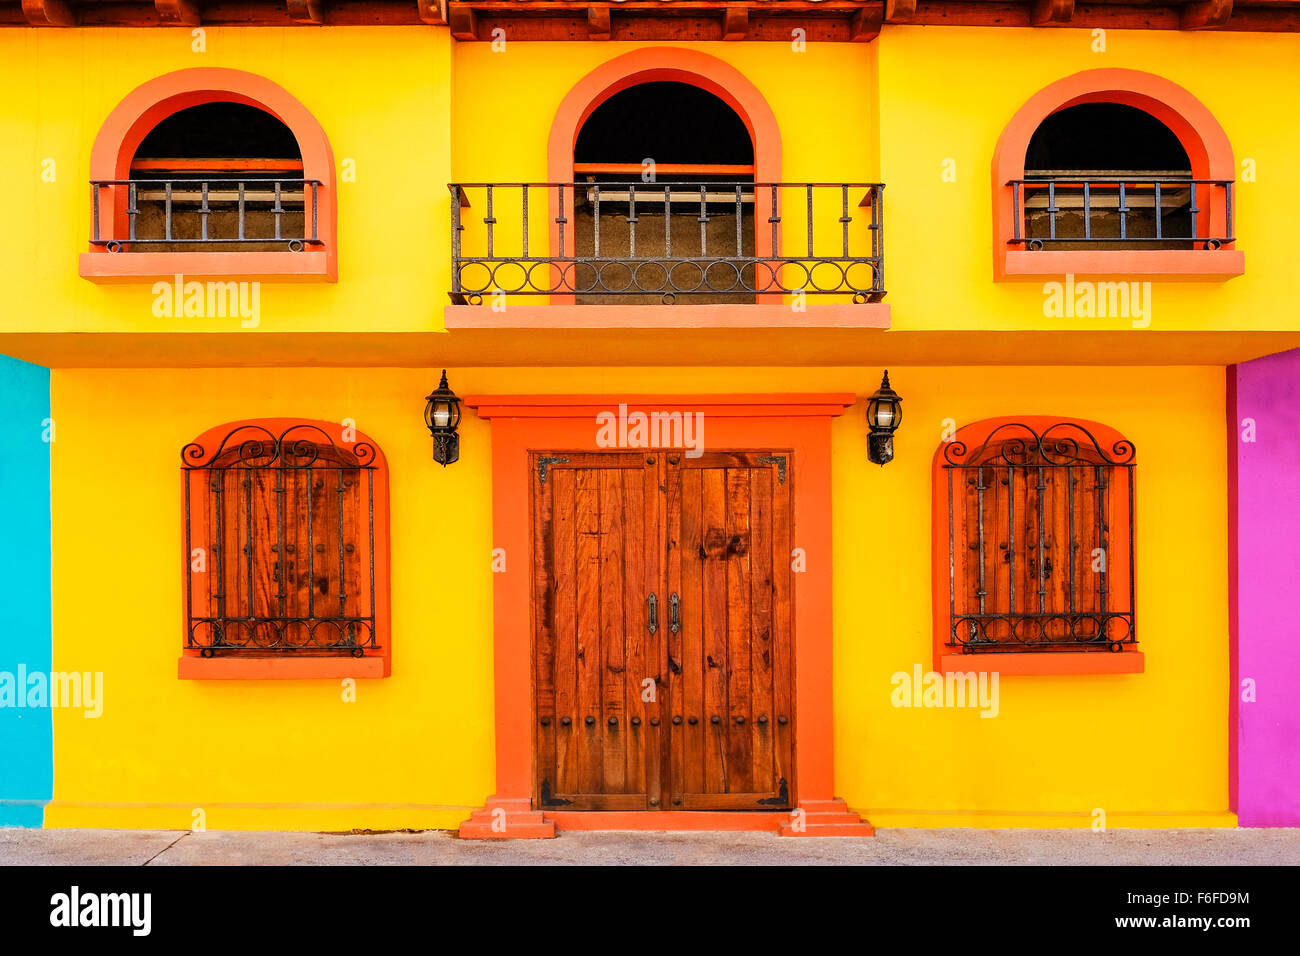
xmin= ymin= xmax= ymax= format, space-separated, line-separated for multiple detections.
xmin=938 ymin=651 xmax=1145 ymax=675
xmin=178 ymin=655 xmax=389 ymax=680
xmin=445 ymin=302 xmax=890 ymax=330
xmin=999 ymin=249 xmax=1243 ymax=279
xmin=80 ymin=250 xmax=335 ymax=282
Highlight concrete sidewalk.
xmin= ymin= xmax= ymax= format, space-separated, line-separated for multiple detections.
xmin=2 ymin=827 xmax=1298 ymax=865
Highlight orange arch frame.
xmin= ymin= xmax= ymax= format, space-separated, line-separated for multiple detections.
xmin=83 ymin=68 xmax=337 ymax=280
xmin=177 ymin=418 xmax=391 ymax=680
xmin=930 ymin=415 xmax=1143 ymax=676
xmin=991 ymin=69 xmax=1240 ymax=279
xmin=545 ymin=48 xmax=783 ymax=303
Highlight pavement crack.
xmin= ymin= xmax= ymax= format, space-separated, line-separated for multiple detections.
xmin=142 ymin=832 xmax=190 ymax=867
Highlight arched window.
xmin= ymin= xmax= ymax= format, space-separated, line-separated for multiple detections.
xmin=180 ymin=420 xmax=390 ymax=679
xmin=933 ymin=418 xmax=1140 ymax=674
xmin=992 ymin=69 xmax=1241 ymax=279
xmin=82 ymin=69 xmax=337 ymax=282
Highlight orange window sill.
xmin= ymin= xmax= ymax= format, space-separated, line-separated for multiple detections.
xmin=80 ymin=250 xmax=335 ymax=283
xmin=178 ymin=655 xmax=389 ymax=680
xmin=937 ymin=651 xmax=1145 ymax=676
xmin=997 ymin=249 xmax=1243 ymax=280
xmin=444 ymin=302 xmax=890 ymax=330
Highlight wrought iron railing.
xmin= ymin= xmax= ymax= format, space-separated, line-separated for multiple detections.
xmin=182 ymin=424 xmax=377 ymax=657
xmin=449 ymin=181 xmax=885 ymax=303
xmin=943 ymin=422 xmax=1136 ymax=653
xmin=91 ymin=177 xmax=323 ymax=252
xmin=1008 ymin=176 xmax=1234 ymax=249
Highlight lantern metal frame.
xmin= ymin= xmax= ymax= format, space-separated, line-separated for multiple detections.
xmin=424 ymin=369 xmax=462 ymax=467
xmin=866 ymin=370 xmax=902 ymax=466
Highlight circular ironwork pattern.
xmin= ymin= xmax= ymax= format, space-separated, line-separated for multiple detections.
xmin=942 ymin=422 xmax=1136 ymax=468
xmin=189 ymin=618 xmax=378 ymax=652
xmin=182 ymin=424 xmax=376 ymax=469
xmin=951 ymin=613 xmax=1135 ymax=650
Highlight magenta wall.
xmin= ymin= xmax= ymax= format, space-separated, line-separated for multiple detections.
xmin=1230 ymin=349 xmax=1300 ymax=826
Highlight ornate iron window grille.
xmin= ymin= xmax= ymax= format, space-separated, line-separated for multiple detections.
xmin=448 ymin=181 xmax=885 ymax=303
xmin=91 ymin=177 xmax=323 ymax=252
xmin=182 ymin=424 xmax=378 ymax=657
xmin=943 ymin=422 xmax=1136 ymax=653
xmin=1007 ymin=176 xmax=1234 ymax=250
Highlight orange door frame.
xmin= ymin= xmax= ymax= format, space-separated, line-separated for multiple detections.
xmin=457 ymin=393 xmax=874 ymax=837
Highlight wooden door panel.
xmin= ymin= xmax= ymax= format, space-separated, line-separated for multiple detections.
xmin=667 ymin=452 xmax=794 ymax=810
xmin=533 ymin=453 xmax=659 ymax=810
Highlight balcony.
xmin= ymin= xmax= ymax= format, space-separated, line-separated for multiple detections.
xmin=447 ymin=181 xmax=886 ymax=323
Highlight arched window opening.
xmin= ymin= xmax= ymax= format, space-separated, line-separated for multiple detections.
xmin=119 ymin=102 xmax=311 ymax=254
xmin=1019 ymin=103 xmax=1199 ymax=251
xmin=574 ymin=81 xmax=757 ymax=305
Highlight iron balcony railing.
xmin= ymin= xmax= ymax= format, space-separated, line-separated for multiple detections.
xmin=90 ymin=177 xmax=324 ymax=252
xmin=1008 ymin=176 xmax=1234 ymax=249
xmin=449 ymin=181 xmax=885 ymax=303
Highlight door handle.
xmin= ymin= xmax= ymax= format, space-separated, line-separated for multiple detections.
xmin=669 ymin=592 xmax=680 ymax=635
xmin=647 ymin=593 xmax=658 ymax=635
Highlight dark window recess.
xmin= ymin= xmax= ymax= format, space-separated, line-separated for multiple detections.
xmin=944 ymin=423 xmax=1136 ymax=654
xmin=92 ymin=102 xmax=321 ymax=254
xmin=182 ymin=425 xmax=378 ymax=657
xmin=1010 ymin=103 xmax=1232 ymax=251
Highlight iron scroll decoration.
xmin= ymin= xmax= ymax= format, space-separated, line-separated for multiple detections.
xmin=943 ymin=421 xmax=1136 ymax=654
xmin=182 ymin=423 xmax=378 ymax=658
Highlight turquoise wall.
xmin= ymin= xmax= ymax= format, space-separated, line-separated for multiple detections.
xmin=0 ymin=355 xmax=52 ymax=826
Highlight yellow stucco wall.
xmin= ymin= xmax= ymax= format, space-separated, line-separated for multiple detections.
xmin=47 ymin=365 xmax=1230 ymax=829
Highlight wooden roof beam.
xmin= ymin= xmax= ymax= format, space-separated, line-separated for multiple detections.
xmin=850 ymin=2 xmax=883 ymax=40
xmin=287 ymin=0 xmax=324 ymax=23
xmin=21 ymin=0 xmax=77 ymax=25
xmin=1031 ymin=0 xmax=1074 ymax=25
xmin=723 ymin=5 xmax=748 ymax=39
xmin=449 ymin=3 xmax=477 ymax=38
xmin=885 ymin=0 xmax=916 ymax=22
xmin=587 ymin=4 xmax=610 ymax=38
xmin=417 ymin=0 xmax=448 ymax=24
xmin=1181 ymin=0 xmax=1233 ymax=28
xmin=156 ymin=0 xmax=201 ymax=25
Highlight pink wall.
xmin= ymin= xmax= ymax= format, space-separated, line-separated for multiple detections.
xmin=1230 ymin=349 xmax=1300 ymax=826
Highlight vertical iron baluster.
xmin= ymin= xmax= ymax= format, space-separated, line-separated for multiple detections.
xmin=976 ymin=467 xmax=987 ymax=616
xmin=1095 ymin=466 xmax=1108 ymax=612
xmin=184 ymin=470 xmax=193 ymax=646
xmin=806 ymin=184 xmax=814 ymax=258
xmin=1154 ymin=181 xmax=1162 ymax=240
xmin=555 ymin=184 xmax=567 ymax=258
xmin=237 ymin=181 xmax=246 ymax=241
xmin=214 ymin=470 xmax=225 ymax=620
xmin=875 ymin=185 xmax=884 ymax=295
xmin=1118 ymin=182 xmax=1128 ymax=241
xmin=1046 ymin=181 xmax=1057 ymax=241
xmin=1011 ymin=181 xmax=1022 ymax=242
xmin=593 ymin=183 xmax=601 ymax=259
xmin=698 ymin=184 xmax=708 ymax=258
xmin=1007 ymin=464 xmax=1016 ymax=616
xmin=1189 ymin=180 xmax=1199 ymax=240
xmin=368 ymin=470 xmax=376 ymax=647
xmin=769 ymin=183 xmax=779 ymax=259
xmin=275 ymin=465 xmax=285 ymax=618
xmin=664 ymin=184 xmax=671 ymax=259
xmin=306 ymin=465 xmax=314 ymax=621
xmin=485 ymin=184 xmax=495 ymax=259
xmin=164 ymin=182 xmax=173 ymax=242
xmin=736 ymin=184 xmax=743 ymax=258
xmin=273 ymin=181 xmax=283 ymax=241
xmin=1067 ymin=464 xmax=1076 ymax=615
xmin=200 ymin=181 xmax=210 ymax=242
xmin=310 ymin=181 xmax=319 ymax=242
xmin=1127 ymin=466 xmax=1135 ymax=642
xmin=627 ymin=183 xmax=637 ymax=259
xmin=451 ymin=185 xmax=463 ymax=294
xmin=1082 ymin=182 xmax=1091 ymax=240
xmin=948 ymin=469 xmax=956 ymax=636
xmin=840 ymin=184 xmax=850 ymax=259
xmin=521 ymin=184 xmax=529 ymax=259
xmin=1224 ymin=181 xmax=1233 ymax=244
xmin=244 ymin=467 xmax=253 ymax=620
xmin=127 ymin=182 xmax=138 ymax=241
xmin=1036 ymin=465 xmax=1047 ymax=613
xmin=92 ymin=183 xmax=100 ymax=243
xmin=337 ymin=467 xmax=347 ymax=617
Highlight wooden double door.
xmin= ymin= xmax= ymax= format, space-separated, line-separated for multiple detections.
xmin=532 ymin=450 xmax=795 ymax=811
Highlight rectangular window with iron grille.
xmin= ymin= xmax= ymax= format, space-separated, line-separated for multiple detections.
xmin=181 ymin=422 xmax=385 ymax=663
xmin=941 ymin=420 xmax=1136 ymax=655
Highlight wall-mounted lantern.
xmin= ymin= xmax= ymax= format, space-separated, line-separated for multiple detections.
xmin=424 ymin=369 xmax=461 ymax=466
xmin=866 ymin=370 xmax=902 ymax=466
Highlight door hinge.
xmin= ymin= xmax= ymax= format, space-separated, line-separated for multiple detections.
xmin=757 ymin=455 xmax=787 ymax=484
xmin=758 ymin=777 xmax=790 ymax=806
xmin=537 ymin=456 xmax=569 ymax=484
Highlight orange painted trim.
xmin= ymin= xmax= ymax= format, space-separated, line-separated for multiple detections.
xmin=178 ymin=656 xmax=389 ymax=680
xmin=475 ymin=395 xmax=851 ymax=826
xmin=1003 ymin=249 xmax=1244 ymax=279
xmin=991 ymin=69 xmax=1239 ymax=281
xmin=547 ymin=48 xmax=782 ymax=305
xmin=572 ymin=162 xmax=755 ymax=175
xmin=937 ymin=652 xmax=1145 ymax=676
xmin=544 ymin=810 xmax=791 ymax=832
xmin=931 ymin=415 xmax=1140 ymax=675
xmin=444 ymin=303 xmax=890 ymax=330
xmin=85 ymin=68 xmax=337 ymax=282
xmin=80 ymin=250 xmax=332 ymax=282
xmin=178 ymin=418 xmax=391 ymax=680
